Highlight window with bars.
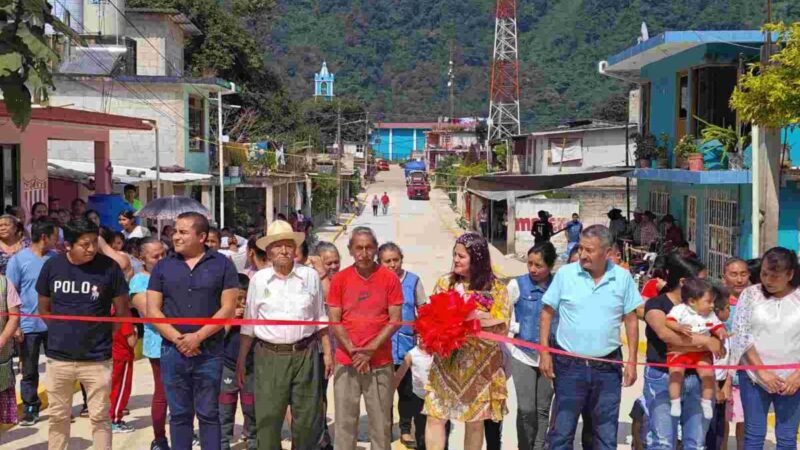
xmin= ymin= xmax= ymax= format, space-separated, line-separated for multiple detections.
xmin=686 ymin=196 xmax=697 ymax=253
xmin=648 ymin=188 xmax=670 ymax=219
xmin=705 ymin=191 xmax=739 ymax=279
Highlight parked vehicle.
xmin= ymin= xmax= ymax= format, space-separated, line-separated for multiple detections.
xmin=407 ymin=177 xmax=430 ymax=200
xmin=406 ymin=170 xmax=429 ymax=186
xmin=403 ymin=160 xmax=426 ymax=178
xmin=377 ymin=159 xmax=389 ymax=171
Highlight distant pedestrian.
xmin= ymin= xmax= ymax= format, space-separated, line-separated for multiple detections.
xmin=381 ymin=192 xmax=390 ymax=215
xmin=7 ymin=218 xmax=58 ymax=426
xmin=239 ymin=220 xmax=331 ymax=450
xmin=378 ymin=242 xmax=427 ymax=449
xmin=372 ymin=195 xmax=380 ymax=216
xmin=37 ymin=218 xmax=131 ymax=450
xmin=556 ymin=213 xmax=582 ymax=257
xmin=531 ymin=210 xmax=553 ymax=245
xmin=328 ymin=227 xmax=403 ymax=450
xmin=129 ymin=238 xmax=169 ymax=450
xmin=147 ymin=212 xmax=239 ymax=450
xmin=478 ymin=206 xmax=489 ymax=238
xmin=539 ymin=224 xmax=641 ymax=450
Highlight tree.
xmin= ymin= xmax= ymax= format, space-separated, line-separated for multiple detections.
xmin=730 ymin=22 xmax=800 ymax=129
xmin=0 ymin=0 xmax=76 ymax=128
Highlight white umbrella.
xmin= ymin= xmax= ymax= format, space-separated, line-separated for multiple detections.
xmin=136 ymin=195 xmax=212 ymax=221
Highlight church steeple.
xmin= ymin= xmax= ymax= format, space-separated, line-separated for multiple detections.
xmin=314 ymin=61 xmax=334 ymax=101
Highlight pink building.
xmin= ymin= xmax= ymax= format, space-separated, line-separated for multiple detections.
xmin=0 ymin=102 xmax=153 ymax=216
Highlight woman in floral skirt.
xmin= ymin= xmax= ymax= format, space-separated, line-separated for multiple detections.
xmin=424 ymin=232 xmax=510 ymax=450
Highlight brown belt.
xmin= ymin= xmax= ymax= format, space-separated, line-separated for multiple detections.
xmin=256 ymin=333 xmax=317 ymax=353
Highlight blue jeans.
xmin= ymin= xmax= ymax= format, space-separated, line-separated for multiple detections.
xmin=547 ymin=353 xmax=622 ymax=450
xmin=161 ymin=343 xmax=224 ymax=450
xmin=739 ymin=370 xmax=800 ymax=450
xmin=643 ymin=367 xmax=709 ymax=450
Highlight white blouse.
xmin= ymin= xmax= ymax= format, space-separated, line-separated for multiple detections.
xmin=730 ymin=284 xmax=800 ymax=384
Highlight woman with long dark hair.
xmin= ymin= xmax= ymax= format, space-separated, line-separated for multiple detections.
xmin=643 ymin=254 xmax=723 ymax=449
xmin=730 ymin=247 xmax=800 ymax=449
xmin=118 ymin=210 xmax=150 ymax=239
xmin=424 ymin=233 xmax=509 ymax=450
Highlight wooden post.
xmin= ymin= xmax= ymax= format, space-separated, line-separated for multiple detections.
xmin=756 ymin=126 xmax=782 ymax=252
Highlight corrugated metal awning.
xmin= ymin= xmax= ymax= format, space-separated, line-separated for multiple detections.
xmin=49 ymin=159 xmax=212 ymax=184
xmin=466 ymin=167 xmax=633 ymax=192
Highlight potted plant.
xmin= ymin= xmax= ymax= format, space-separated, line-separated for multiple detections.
xmin=654 ymin=133 xmax=670 ymax=168
xmin=674 ymin=134 xmax=699 ymax=169
xmin=695 ymin=116 xmax=749 ymax=170
xmin=632 ymin=132 xmax=657 ymax=168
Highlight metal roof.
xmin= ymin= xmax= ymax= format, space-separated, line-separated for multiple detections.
xmin=49 ymin=159 xmax=211 ymax=184
xmin=126 ymin=8 xmax=202 ymax=36
xmin=466 ymin=167 xmax=633 ymax=192
xmin=373 ymin=122 xmax=439 ymax=129
xmin=0 ymin=103 xmax=153 ymax=131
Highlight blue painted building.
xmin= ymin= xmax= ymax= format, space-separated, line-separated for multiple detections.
xmin=371 ymin=122 xmax=437 ymax=161
xmin=601 ymin=30 xmax=800 ymax=276
xmin=314 ymin=61 xmax=334 ymax=100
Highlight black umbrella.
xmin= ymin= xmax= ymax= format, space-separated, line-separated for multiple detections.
xmin=136 ymin=195 xmax=212 ymax=221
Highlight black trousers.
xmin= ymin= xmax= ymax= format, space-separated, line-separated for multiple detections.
xmin=705 ymin=381 xmax=728 ymax=450
xmin=18 ymin=332 xmax=47 ymax=411
xmin=395 ymin=364 xmax=416 ymax=435
xmin=485 ymin=419 xmax=503 ymax=450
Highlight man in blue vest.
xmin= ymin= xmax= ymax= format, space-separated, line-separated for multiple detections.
xmin=377 ymin=242 xmax=427 ymax=448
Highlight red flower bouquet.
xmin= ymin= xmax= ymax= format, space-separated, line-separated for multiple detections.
xmin=415 ymin=290 xmax=481 ymax=358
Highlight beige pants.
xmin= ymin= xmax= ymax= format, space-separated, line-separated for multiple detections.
xmin=333 ymin=364 xmax=394 ymax=450
xmin=46 ymin=359 xmax=112 ymax=450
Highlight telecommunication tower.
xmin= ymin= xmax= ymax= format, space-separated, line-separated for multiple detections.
xmin=488 ymin=0 xmax=521 ymax=141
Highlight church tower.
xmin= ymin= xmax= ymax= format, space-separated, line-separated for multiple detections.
xmin=314 ymin=61 xmax=334 ymax=101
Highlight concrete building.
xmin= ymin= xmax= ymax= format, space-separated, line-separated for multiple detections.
xmin=46 ymin=7 xmax=237 ymax=213
xmin=371 ymin=122 xmax=436 ymax=161
xmin=601 ymin=30 xmax=800 ymax=276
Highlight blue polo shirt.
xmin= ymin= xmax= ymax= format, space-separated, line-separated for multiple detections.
xmin=542 ymin=261 xmax=642 ymax=357
xmin=148 ymin=248 xmax=239 ymax=346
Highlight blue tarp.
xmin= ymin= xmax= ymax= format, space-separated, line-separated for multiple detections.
xmin=404 ymin=161 xmax=426 ymax=177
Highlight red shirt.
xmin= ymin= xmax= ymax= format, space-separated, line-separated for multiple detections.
xmin=327 ymin=265 xmax=403 ymax=366
xmin=381 ymin=195 xmax=390 ymax=205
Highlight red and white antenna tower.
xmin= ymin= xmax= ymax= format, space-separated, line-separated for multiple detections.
xmin=488 ymin=0 xmax=521 ymax=141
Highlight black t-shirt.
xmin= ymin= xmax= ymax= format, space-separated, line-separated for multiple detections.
xmin=532 ymin=219 xmax=553 ymax=243
xmin=36 ymin=253 xmax=128 ymax=361
xmin=644 ymin=294 xmax=675 ymax=369
xmin=223 ymin=326 xmax=254 ymax=372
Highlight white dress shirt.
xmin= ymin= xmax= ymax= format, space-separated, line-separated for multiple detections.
xmin=241 ymin=263 xmax=327 ymax=344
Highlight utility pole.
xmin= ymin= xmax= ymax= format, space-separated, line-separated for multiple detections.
xmin=364 ymin=110 xmax=370 ymax=184
xmin=448 ymin=42 xmax=455 ymax=120
xmin=217 ymin=90 xmax=225 ymax=228
xmin=335 ymin=103 xmax=342 ymax=219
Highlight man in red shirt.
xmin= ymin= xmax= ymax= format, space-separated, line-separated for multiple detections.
xmin=380 ymin=192 xmax=390 ymax=215
xmin=327 ymin=226 xmax=403 ymax=450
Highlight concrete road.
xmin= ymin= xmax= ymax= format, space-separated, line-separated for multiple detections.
xmin=2 ymin=165 xmax=764 ymax=449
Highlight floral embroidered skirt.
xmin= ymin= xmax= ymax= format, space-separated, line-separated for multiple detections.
xmin=0 ymin=385 xmax=17 ymax=424
xmin=423 ymin=336 xmax=508 ymax=422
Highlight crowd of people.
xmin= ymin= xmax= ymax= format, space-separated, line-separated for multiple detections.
xmin=0 ymin=192 xmax=797 ymax=450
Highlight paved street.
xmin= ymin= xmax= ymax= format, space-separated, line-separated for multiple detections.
xmin=1 ymin=166 xmax=769 ymax=449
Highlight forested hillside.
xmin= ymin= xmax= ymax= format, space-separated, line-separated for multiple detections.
xmin=258 ymin=0 xmax=800 ymax=129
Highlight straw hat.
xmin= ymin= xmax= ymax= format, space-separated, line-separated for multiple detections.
xmin=256 ymin=220 xmax=305 ymax=251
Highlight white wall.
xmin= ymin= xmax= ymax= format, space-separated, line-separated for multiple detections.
xmin=534 ymin=128 xmax=633 ymax=174
xmin=513 ymin=197 xmax=579 ymax=255
xmin=49 ymin=79 xmax=187 ymax=168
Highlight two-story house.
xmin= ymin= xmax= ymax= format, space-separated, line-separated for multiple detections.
xmin=47 ymin=5 xmax=235 ymax=212
xmin=600 ymin=30 xmax=800 ymax=277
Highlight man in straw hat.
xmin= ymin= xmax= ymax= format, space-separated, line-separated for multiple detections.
xmin=236 ymin=220 xmax=332 ymax=450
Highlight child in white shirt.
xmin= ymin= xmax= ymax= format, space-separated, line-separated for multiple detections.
xmin=665 ymin=278 xmax=728 ymax=419
xmin=394 ymin=346 xmax=450 ymax=450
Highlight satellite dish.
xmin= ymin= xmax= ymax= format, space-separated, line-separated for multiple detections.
xmin=640 ymin=22 xmax=650 ymax=42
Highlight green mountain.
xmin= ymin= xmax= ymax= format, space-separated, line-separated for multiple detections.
xmin=258 ymin=0 xmax=799 ymax=130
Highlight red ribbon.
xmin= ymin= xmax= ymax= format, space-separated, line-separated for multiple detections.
xmin=4 ymin=312 xmax=800 ymax=371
